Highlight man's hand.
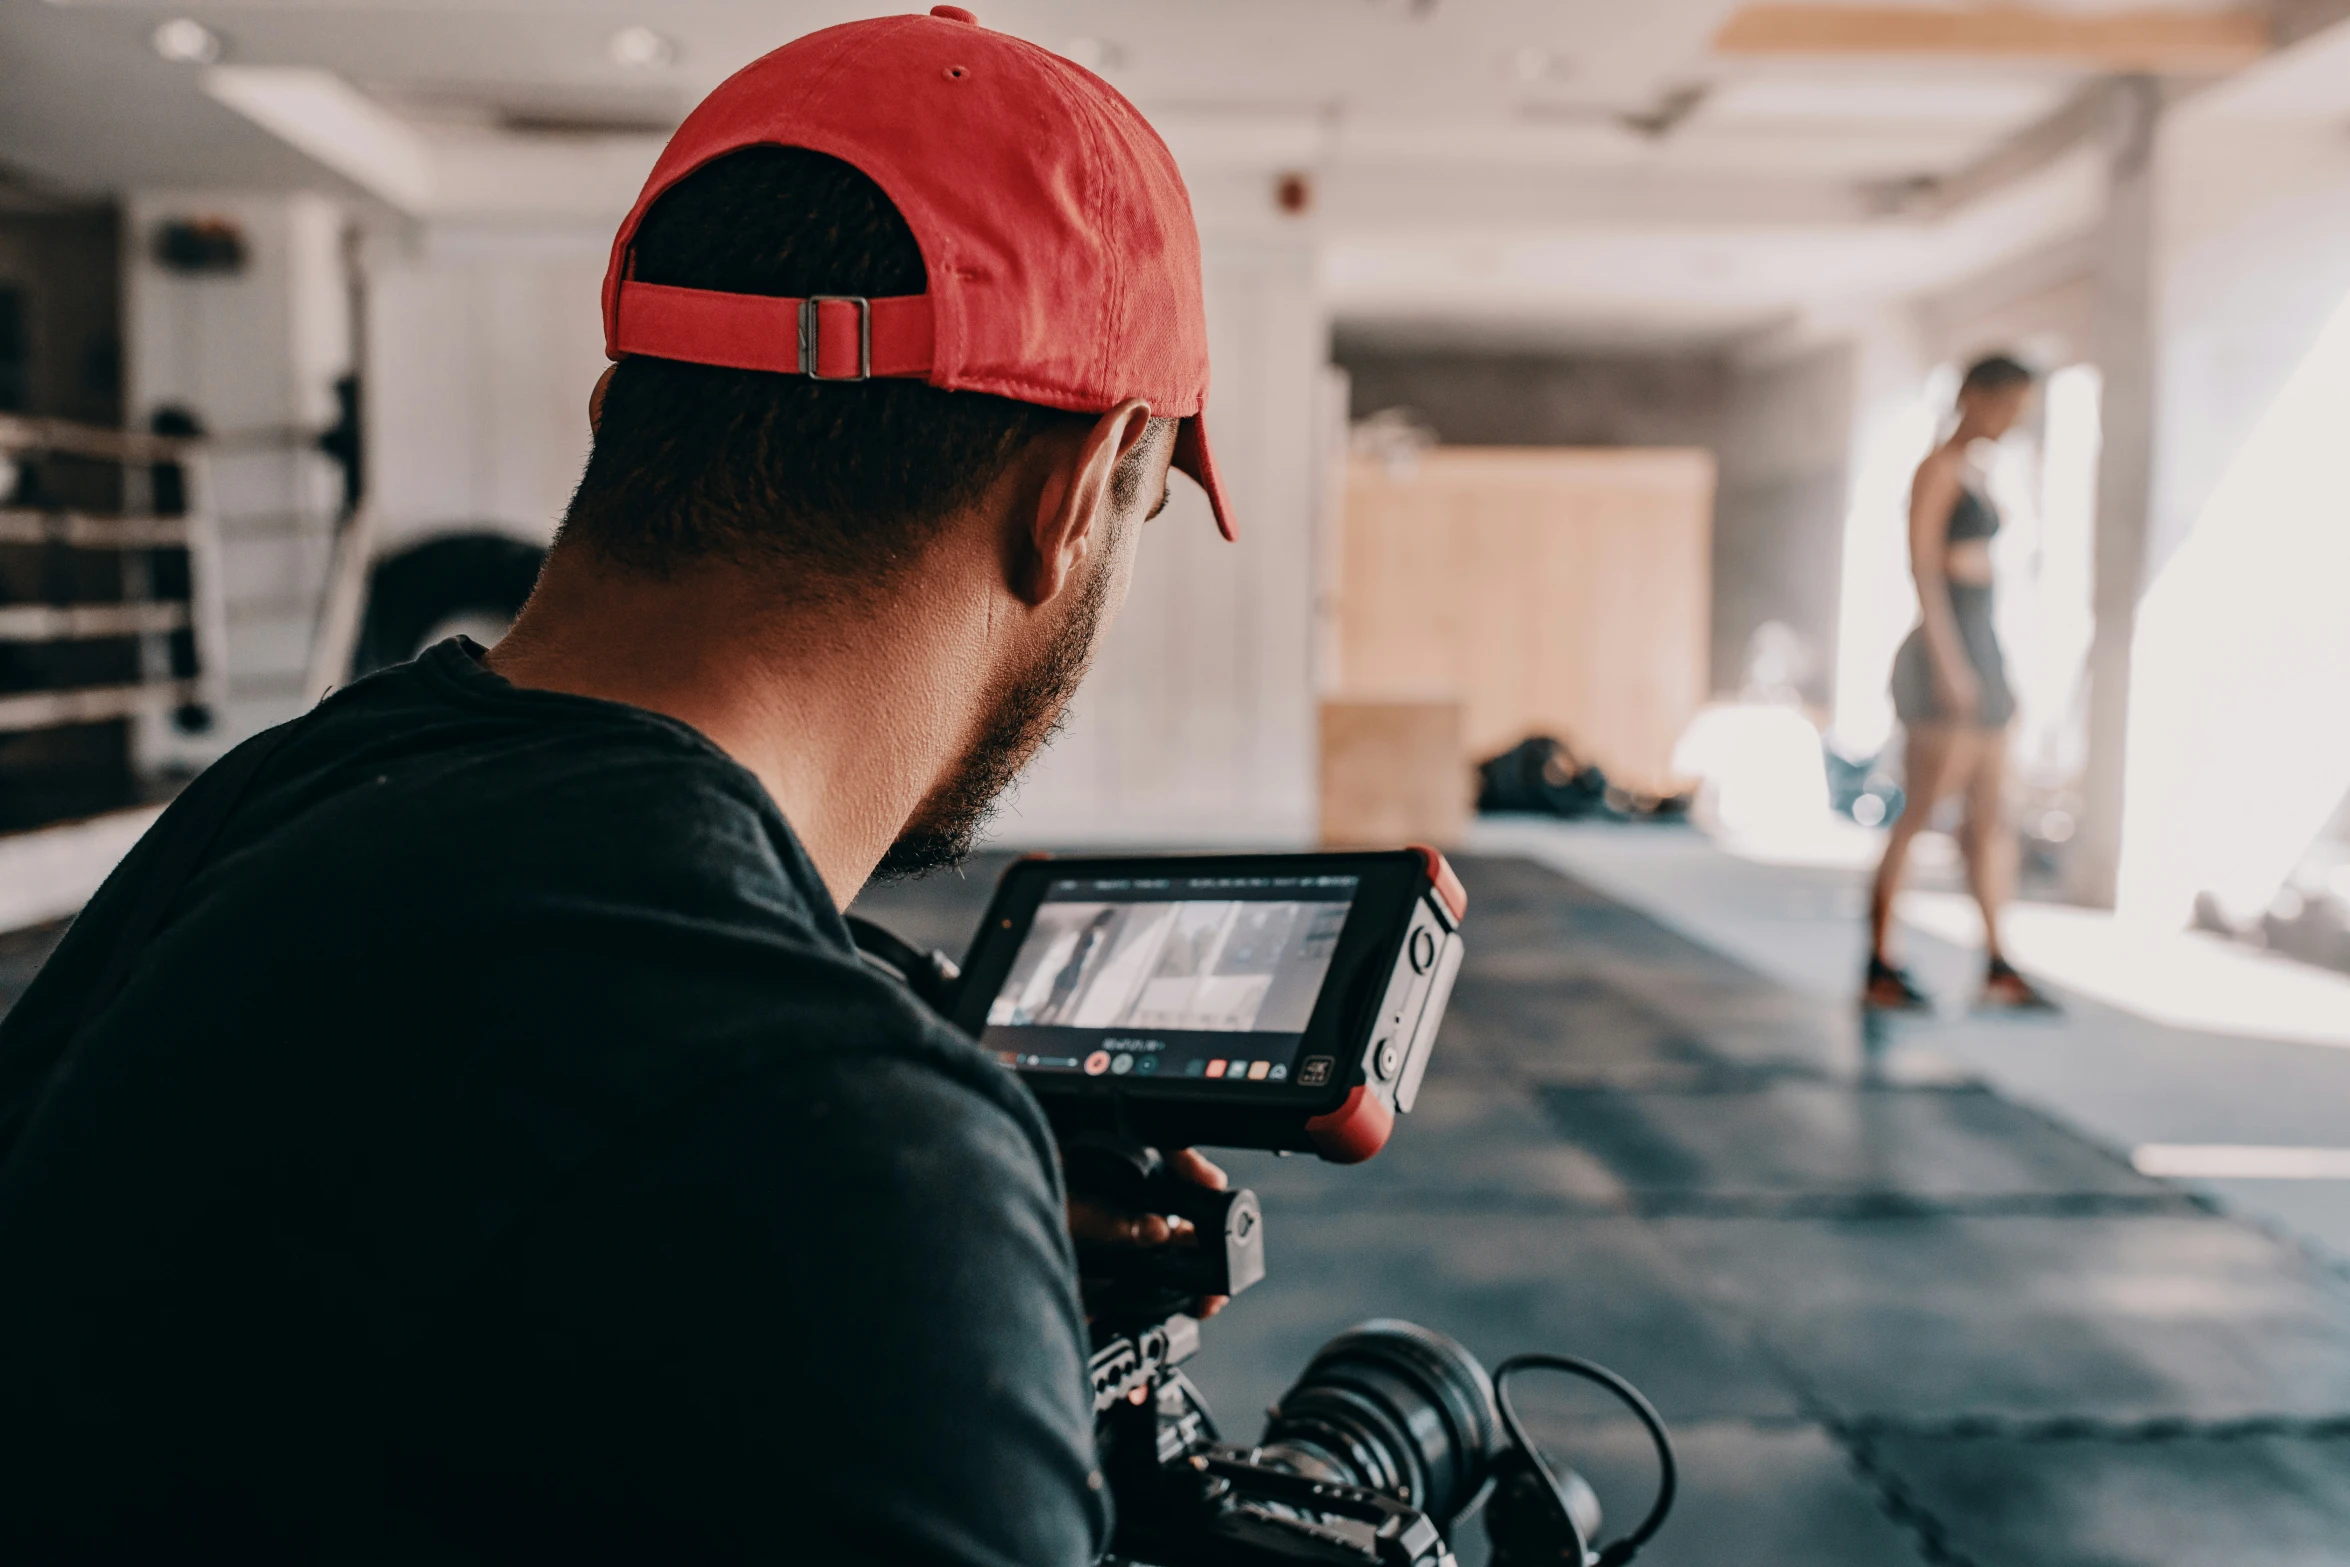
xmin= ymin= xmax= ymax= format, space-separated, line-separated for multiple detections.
xmin=1066 ymin=1147 xmax=1231 ymax=1319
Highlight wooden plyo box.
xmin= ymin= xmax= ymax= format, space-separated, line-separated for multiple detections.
xmin=1319 ymin=698 xmax=1469 ymax=849
xmin=1334 ymin=448 xmax=1712 ymax=795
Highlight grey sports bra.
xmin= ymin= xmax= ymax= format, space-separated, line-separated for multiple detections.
xmin=1947 ymin=487 xmax=1999 ymax=544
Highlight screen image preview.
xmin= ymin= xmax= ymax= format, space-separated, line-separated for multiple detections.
xmin=985 ymin=875 xmax=1356 ymax=1083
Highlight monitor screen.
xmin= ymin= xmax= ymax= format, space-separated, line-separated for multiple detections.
xmin=985 ymin=871 xmax=1359 ymax=1087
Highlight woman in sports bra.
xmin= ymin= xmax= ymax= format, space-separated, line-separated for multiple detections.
xmin=1866 ymin=354 xmax=2056 ymax=1012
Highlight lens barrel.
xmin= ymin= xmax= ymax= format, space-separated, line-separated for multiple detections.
xmin=1255 ymin=1320 xmax=1502 ymax=1529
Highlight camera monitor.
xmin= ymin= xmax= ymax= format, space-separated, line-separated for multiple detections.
xmin=954 ymin=849 xmax=1465 ymax=1161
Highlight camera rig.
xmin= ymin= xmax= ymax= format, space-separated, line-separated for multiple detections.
xmin=1064 ymin=1140 xmax=1674 ymax=1567
xmin=847 ymin=849 xmax=1678 ymax=1567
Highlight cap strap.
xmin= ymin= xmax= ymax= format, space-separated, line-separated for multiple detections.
xmin=612 ymin=281 xmax=935 ymax=379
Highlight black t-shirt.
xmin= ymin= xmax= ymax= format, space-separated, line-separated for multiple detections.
xmin=0 ymin=641 xmax=1108 ymax=1564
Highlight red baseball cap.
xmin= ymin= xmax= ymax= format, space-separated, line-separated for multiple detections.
xmin=600 ymin=5 xmax=1233 ymax=539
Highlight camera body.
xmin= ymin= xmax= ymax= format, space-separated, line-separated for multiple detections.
xmin=1068 ymin=1147 xmax=1600 ymax=1567
xmin=952 ymin=849 xmax=1466 ymax=1162
xmin=1088 ymin=1311 xmax=1470 ymax=1567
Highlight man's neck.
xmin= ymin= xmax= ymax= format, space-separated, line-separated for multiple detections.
xmin=485 ymin=544 xmax=989 ymax=908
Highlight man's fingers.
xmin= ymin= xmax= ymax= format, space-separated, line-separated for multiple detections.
xmin=1067 ymin=1149 xmax=1226 ymax=1253
xmin=1068 ymin=1199 xmax=1171 ymax=1247
xmin=1168 ymin=1147 xmax=1228 ymax=1191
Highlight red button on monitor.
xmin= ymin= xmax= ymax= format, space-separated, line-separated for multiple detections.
xmin=1205 ymin=1059 xmax=1227 ymax=1078
xmin=1083 ymin=1050 xmax=1112 ymax=1076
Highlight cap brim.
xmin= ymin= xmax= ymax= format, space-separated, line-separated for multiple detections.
xmin=1172 ymin=414 xmax=1236 ymax=541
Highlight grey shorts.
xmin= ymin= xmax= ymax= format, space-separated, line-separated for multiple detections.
xmin=1890 ymin=584 xmax=2014 ymax=729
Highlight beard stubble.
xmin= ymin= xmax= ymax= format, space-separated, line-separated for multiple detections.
xmin=871 ymin=551 xmax=1114 ymax=881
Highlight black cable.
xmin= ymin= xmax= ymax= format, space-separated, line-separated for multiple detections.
xmin=1492 ymin=1354 xmax=1678 ymax=1567
xmin=842 ymin=915 xmax=963 ymax=1014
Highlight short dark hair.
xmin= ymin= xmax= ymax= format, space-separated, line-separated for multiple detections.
xmin=562 ymin=146 xmax=1167 ymax=585
xmin=1959 ymin=353 xmax=2036 ymax=398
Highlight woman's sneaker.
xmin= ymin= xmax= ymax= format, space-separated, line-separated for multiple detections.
xmin=1981 ymin=955 xmax=2059 ymax=1013
xmin=1864 ymin=955 xmax=1933 ymax=1011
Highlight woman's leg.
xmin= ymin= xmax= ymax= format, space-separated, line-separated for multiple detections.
xmin=1960 ymin=725 xmax=2053 ymax=1004
xmin=1960 ymin=725 xmax=2015 ymax=963
xmin=1869 ymin=723 xmax=1975 ymax=965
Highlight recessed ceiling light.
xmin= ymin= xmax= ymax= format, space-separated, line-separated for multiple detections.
xmin=151 ymin=18 xmax=223 ymax=66
xmin=607 ymin=26 xmax=675 ymax=70
xmin=1509 ymin=46 xmax=1568 ymax=84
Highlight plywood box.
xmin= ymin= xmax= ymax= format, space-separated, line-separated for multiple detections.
xmin=1319 ymin=698 xmax=1468 ymax=849
xmin=1335 ymin=448 xmax=1712 ymax=794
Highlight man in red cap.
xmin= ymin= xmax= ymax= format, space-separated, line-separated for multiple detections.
xmin=0 ymin=11 xmax=1227 ymax=1561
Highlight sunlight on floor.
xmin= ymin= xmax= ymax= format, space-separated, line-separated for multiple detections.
xmin=2133 ymin=1144 xmax=2350 ymax=1179
xmin=1898 ymin=890 xmax=2350 ymax=1051
xmin=1476 ymin=815 xmax=2350 ymax=1053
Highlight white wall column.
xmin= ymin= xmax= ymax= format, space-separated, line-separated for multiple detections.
xmin=362 ymin=222 xmax=609 ymax=558
xmin=2115 ymin=25 xmax=2350 ymax=927
xmin=1829 ymin=304 xmax=1935 ymax=760
xmin=2066 ymin=77 xmax=2163 ymax=908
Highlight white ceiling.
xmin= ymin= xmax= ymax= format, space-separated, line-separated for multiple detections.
xmin=7 ymin=0 xmax=2127 ymax=184
xmin=0 ymin=0 xmax=2296 ymax=345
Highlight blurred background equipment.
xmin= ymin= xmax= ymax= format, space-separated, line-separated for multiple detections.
xmin=1474 ymin=732 xmax=1694 ymax=822
xmin=150 ymin=215 xmax=246 ymax=276
xmin=0 ymin=413 xmax=228 ymax=831
xmin=349 ymin=531 xmax=544 ymax=679
xmin=1477 ymin=735 xmax=1614 ymax=821
xmin=1824 ymin=743 xmax=1905 ymax=829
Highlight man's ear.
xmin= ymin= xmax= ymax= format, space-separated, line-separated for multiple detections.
xmin=1017 ymin=399 xmax=1154 ymax=608
xmin=589 ymin=365 xmax=616 ymax=434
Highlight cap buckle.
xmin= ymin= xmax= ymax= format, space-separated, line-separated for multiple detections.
xmin=800 ymin=295 xmax=872 ymax=382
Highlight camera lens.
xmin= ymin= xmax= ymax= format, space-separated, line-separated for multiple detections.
xmin=1254 ymin=1319 xmax=1501 ymax=1529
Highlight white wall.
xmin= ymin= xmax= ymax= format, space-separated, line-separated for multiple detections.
xmin=364 ymin=222 xmax=608 ymax=556
xmin=996 ymin=235 xmax=1326 ymax=846
xmin=2146 ymin=111 xmax=2350 ymax=582
xmin=2115 ymin=54 xmax=2350 ymax=927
